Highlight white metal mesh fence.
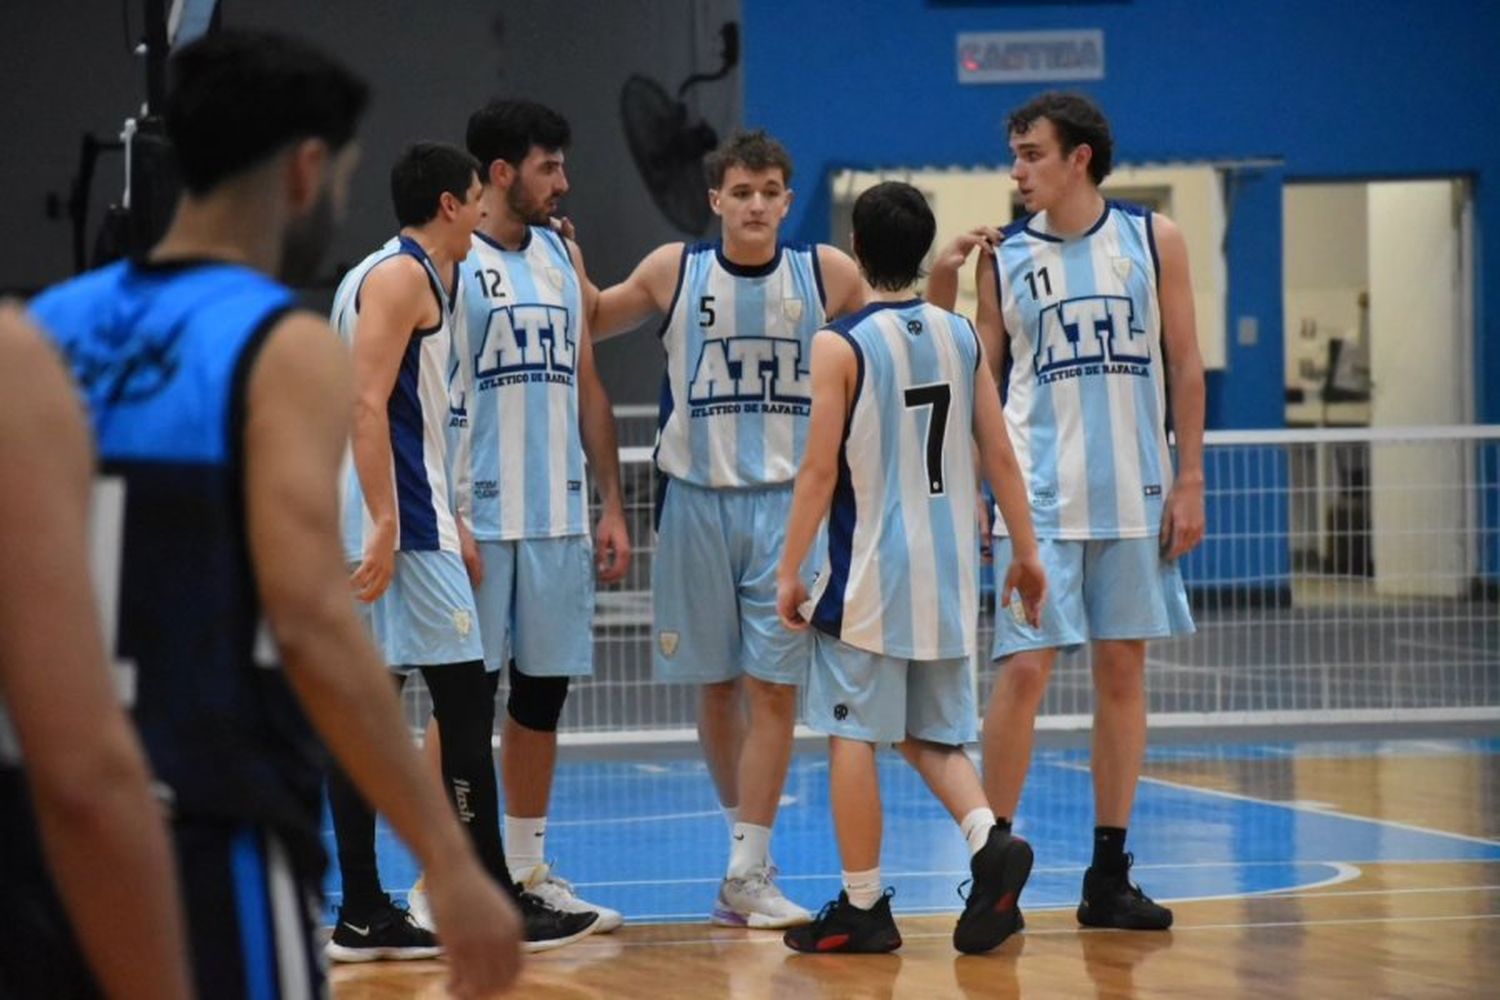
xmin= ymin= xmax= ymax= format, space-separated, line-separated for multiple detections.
xmin=404 ymin=423 xmax=1500 ymax=739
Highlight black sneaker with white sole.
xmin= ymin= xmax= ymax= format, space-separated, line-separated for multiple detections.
xmin=953 ymin=828 xmax=1034 ymax=954
xmin=1077 ymin=854 xmax=1174 ymax=930
xmin=518 ymin=890 xmax=599 ymax=952
xmin=326 ymin=898 xmax=443 ymax=963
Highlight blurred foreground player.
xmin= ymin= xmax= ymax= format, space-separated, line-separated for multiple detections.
xmin=29 ymin=31 xmax=521 ymax=998
xmin=0 ymin=305 xmax=192 ymax=999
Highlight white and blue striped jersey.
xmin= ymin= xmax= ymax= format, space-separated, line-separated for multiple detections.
xmin=458 ymin=227 xmax=586 ymax=540
xmin=332 ymin=235 xmax=464 ymax=560
xmin=809 ymin=300 xmax=982 ymax=660
xmin=992 ymin=201 xmax=1173 ymax=540
xmin=656 ymin=241 xmax=826 ymax=488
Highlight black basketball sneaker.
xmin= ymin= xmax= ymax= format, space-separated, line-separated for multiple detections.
xmin=326 ymin=897 xmax=443 ymax=963
xmin=953 ymin=827 xmax=1034 ymax=954
xmin=1077 ymin=854 xmax=1174 ymax=930
xmin=784 ymin=890 xmax=903 ymax=954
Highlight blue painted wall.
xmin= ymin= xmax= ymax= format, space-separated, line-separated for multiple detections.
xmin=742 ymin=0 xmax=1500 ymax=431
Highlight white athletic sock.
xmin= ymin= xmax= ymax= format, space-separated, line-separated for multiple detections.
xmin=727 ymin=822 xmax=771 ymax=878
xmin=504 ymin=814 xmax=547 ymax=883
xmin=961 ymin=807 xmax=997 ymax=857
xmin=842 ymin=868 xmax=883 ymax=910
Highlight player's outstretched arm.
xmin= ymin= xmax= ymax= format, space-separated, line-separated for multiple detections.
xmin=244 ymin=313 xmax=521 ymax=998
xmin=973 ymin=248 xmax=1010 ymax=384
xmin=924 ymin=227 xmax=1000 ymax=312
xmin=348 ymin=257 xmax=432 ymax=603
xmin=815 ymin=245 xmax=867 ymax=320
xmin=567 ymin=239 xmax=631 ymax=583
xmin=973 ymin=354 xmax=1045 ymax=626
xmin=777 ymin=329 xmax=856 ymax=629
xmin=0 ymin=305 xmax=193 ymax=1000
xmin=1154 ymin=215 xmax=1206 ymax=560
xmin=588 ymin=242 xmax=684 ymax=341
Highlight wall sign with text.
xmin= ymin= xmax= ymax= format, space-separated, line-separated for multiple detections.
xmin=957 ymin=30 xmax=1105 ymax=83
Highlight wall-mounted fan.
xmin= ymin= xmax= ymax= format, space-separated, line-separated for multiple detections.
xmin=620 ymin=22 xmax=739 ymax=236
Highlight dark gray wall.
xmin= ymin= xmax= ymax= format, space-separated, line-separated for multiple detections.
xmin=2 ymin=1 xmax=741 ymax=403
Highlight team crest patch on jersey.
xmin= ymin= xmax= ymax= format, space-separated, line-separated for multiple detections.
xmin=658 ymin=631 xmax=680 ymax=657
xmin=782 ymin=298 xmax=804 ymax=323
xmin=1111 ymin=257 xmax=1133 ymax=281
xmin=452 ymin=609 xmax=473 ymax=637
xmin=544 ymin=267 xmax=564 ymax=290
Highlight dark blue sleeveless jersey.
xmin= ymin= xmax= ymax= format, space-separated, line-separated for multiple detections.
xmin=29 ymin=259 xmax=324 ymax=870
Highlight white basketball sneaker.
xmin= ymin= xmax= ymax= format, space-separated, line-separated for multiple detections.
xmin=711 ymin=866 xmax=812 ymax=929
xmin=520 ymin=863 xmax=624 ymax=933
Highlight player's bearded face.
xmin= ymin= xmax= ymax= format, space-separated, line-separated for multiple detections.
xmin=508 ymin=148 xmax=568 ymax=226
xmin=279 ymin=182 xmax=335 ymax=287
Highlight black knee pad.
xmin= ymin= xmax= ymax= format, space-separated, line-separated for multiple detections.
xmin=506 ymin=660 xmax=570 ymax=732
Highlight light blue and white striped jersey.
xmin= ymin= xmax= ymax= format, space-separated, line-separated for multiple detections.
xmin=992 ymin=201 xmax=1173 ymax=540
xmin=809 ymin=300 xmax=982 ymax=660
xmin=656 ymin=241 xmax=826 ymax=488
xmin=332 ymin=235 xmax=464 ymax=560
xmin=457 ymin=227 xmax=586 ymax=540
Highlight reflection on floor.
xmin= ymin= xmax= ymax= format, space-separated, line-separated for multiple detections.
xmin=329 ymin=738 xmax=1500 ymax=998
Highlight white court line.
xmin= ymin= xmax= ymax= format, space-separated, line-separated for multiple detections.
xmin=569 ymin=912 xmax=1500 ymax=949
xmin=1050 ymin=761 xmax=1500 ymax=848
xmin=574 ymin=858 xmax=1364 ymax=890
xmin=1392 ymin=637 xmax=1496 ymax=660
xmin=549 ymin=794 xmax=798 ymax=827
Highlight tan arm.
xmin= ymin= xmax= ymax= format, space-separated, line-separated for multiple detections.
xmin=0 ymin=304 xmax=193 ymax=1000
xmin=1153 ymin=214 xmax=1207 ymax=559
xmin=568 ymin=239 xmax=631 ymax=583
xmin=589 ymin=242 xmax=684 ymax=340
xmin=244 ymin=312 xmax=520 ymax=997
xmin=776 ymin=330 xmax=856 ymax=629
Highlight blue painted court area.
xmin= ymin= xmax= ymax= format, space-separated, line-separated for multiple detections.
xmin=322 ymin=739 xmax=1500 ymax=923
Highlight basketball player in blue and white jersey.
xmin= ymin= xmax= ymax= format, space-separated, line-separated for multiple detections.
xmin=776 ymin=181 xmax=1046 ymax=955
xmin=28 ymin=32 xmax=521 ymax=998
xmin=0 ymin=305 xmax=192 ymax=999
xmin=332 ymin=142 xmax=598 ymax=956
xmin=591 ymin=130 xmax=865 ymax=927
xmin=433 ymin=100 xmax=629 ymax=930
xmin=929 ymin=91 xmax=1206 ymax=931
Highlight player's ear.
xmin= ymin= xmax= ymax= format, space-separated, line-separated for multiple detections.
xmin=708 ymin=187 xmax=723 ymax=217
xmin=490 ymin=157 xmax=515 ymax=190
xmin=284 ymin=138 xmax=330 ymax=215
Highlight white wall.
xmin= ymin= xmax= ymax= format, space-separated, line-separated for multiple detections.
xmin=1367 ymin=179 xmax=1470 ymax=597
xmin=1282 ymin=183 xmax=1367 ymax=406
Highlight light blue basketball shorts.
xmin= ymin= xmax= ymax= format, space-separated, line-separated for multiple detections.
xmin=806 ymin=632 xmax=978 ymax=746
xmin=473 ymin=535 xmax=595 ymax=677
xmin=652 ymin=478 xmax=812 ymax=686
xmin=354 ymin=549 xmax=484 ymax=669
xmin=990 ymin=536 xmax=1195 ymax=659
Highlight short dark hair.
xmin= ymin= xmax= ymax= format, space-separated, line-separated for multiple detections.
xmin=390 ymin=143 xmax=480 ymax=227
xmin=1007 ymin=91 xmax=1114 ymax=185
xmin=705 ymin=130 xmax=793 ymax=188
xmin=466 ymin=100 xmax=571 ymax=176
xmin=165 ymin=30 xmax=369 ymax=194
xmin=851 ymin=181 xmax=935 ymax=292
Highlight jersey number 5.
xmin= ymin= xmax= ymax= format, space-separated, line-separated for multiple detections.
xmin=903 ymin=383 xmax=951 ymax=496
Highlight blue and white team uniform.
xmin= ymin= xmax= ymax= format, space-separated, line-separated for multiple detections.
xmin=990 ymin=201 xmax=1194 ymax=656
xmin=653 ymin=241 xmax=826 ymax=683
xmin=332 ymin=236 xmax=483 ymax=668
xmin=20 ymin=260 xmax=326 ymax=998
xmin=805 ymin=300 xmax=983 ymax=745
xmin=457 ymin=227 xmax=593 ymax=676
